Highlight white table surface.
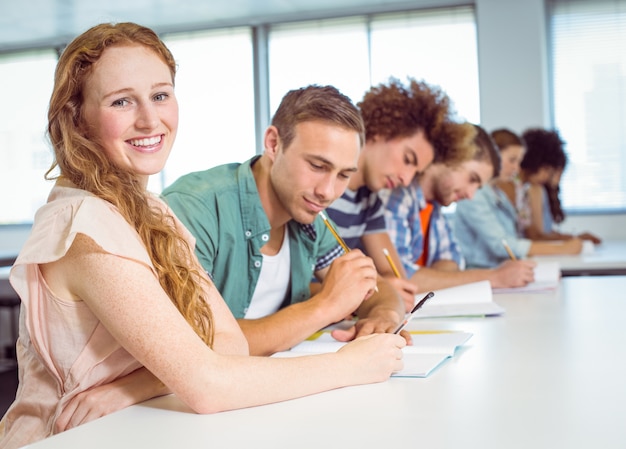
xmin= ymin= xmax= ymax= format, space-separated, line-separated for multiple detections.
xmin=532 ymin=239 xmax=626 ymax=275
xmin=24 ymin=276 xmax=626 ymax=449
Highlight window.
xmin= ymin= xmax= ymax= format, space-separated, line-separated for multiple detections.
xmin=160 ymin=28 xmax=256 ymax=192
xmin=268 ymin=6 xmax=480 ymax=122
xmin=268 ymin=17 xmax=371 ymax=114
xmin=0 ymin=50 xmax=57 ymax=224
xmin=370 ymin=7 xmax=480 ymax=124
xmin=1 ymin=7 xmax=479 ymax=224
xmin=549 ymin=0 xmax=626 ymax=211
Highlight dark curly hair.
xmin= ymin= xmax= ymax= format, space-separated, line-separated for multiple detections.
xmin=546 ymin=183 xmax=566 ymax=224
xmin=521 ymin=128 xmax=568 ymax=224
xmin=358 ymin=77 xmax=475 ymax=167
xmin=520 ymin=128 xmax=567 ymax=173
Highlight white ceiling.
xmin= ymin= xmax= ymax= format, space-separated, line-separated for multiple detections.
xmin=0 ymin=0 xmax=446 ymax=52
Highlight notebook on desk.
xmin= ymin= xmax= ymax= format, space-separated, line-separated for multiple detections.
xmin=272 ymin=330 xmax=473 ymax=378
xmin=412 ymin=280 xmax=505 ymax=318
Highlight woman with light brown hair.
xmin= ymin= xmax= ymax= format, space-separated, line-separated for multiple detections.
xmin=453 ymin=127 xmax=584 ymax=268
xmin=0 ymin=22 xmax=404 ymax=449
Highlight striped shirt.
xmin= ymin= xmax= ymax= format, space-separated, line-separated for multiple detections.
xmin=326 ymin=186 xmax=387 ymax=250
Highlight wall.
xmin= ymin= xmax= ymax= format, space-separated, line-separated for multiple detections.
xmin=476 ymin=0 xmax=551 ymax=133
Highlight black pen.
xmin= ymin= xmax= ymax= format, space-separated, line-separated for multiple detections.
xmin=393 ymin=291 xmax=435 ymax=334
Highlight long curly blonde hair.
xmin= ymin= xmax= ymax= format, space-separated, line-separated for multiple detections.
xmin=46 ymin=22 xmax=214 ymax=346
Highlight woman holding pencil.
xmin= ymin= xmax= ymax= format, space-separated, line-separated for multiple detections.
xmin=453 ymin=128 xmax=583 ymax=268
xmin=0 ymin=22 xmax=406 ymax=449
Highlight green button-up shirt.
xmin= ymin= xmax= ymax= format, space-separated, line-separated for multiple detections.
xmin=162 ymin=156 xmax=343 ymax=318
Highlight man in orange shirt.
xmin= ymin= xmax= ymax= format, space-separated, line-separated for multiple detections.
xmin=379 ymin=125 xmax=536 ymax=309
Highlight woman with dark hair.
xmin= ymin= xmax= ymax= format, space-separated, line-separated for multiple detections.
xmin=520 ymin=128 xmax=601 ymax=244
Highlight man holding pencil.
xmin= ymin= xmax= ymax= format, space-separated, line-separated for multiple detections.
xmin=162 ymin=85 xmax=405 ymax=356
xmin=325 ymin=78 xmax=476 ymax=308
xmin=379 ymin=125 xmax=536 ymax=307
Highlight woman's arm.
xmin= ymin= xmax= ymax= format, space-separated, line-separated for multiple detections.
xmin=527 ymin=238 xmax=583 ymax=256
xmin=54 ymin=367 xmax=169 ymax=432
xmin=524 ymin=185 xmax=601 ymax=245
xmin=46 ymin=233 xmax=405 ymax=416
xmin=49 ymin=234 xmax=249 ymax=431
xmin=525 ymin=184 xmax=574 ymax=241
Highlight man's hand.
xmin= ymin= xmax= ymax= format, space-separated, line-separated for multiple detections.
xmin=331 ymin=319 xmax=412 ymax=346
xmin=383 ymin=276 xmax=419 ymax=312
xmin=314 ymin=250 xmax=379 ymax=322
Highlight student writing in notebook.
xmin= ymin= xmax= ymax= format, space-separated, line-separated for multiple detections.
xmin=453 ymin=128 xmax=583 ymax=268
xmin=162 ymin=85 xmax=406 ymax=356
xmin=378 ymin=125 xmax=536 ymax=308
xmin=0 ymin=24 xmax=405 ymax=449
xmin=324 ymin=77 xmax=477 ymax=307
xmin=518 ymin=128 xmax=601 ymax=244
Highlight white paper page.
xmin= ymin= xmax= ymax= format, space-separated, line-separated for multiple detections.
xmin=272 ymin=350 xmax=450 ymax=377
xmin=409 ymin=281 xmax=504 ymax=317
xmin=415 ymin=302 xmax=505 ymax=318
xmin=421 ymin=281 xmax=492 ymax=306
xmin=271 ymin=331 xmax=473 ymax=377
xmin=394 ymin=353 xmax=451 ymax=377
xmin=287 ymin=331 xmax=472 ymax=357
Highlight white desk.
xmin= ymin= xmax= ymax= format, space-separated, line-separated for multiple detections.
xmin=25 ymin=276 xmax=626 ymax=449
xmin=532 ymin=239 xmax=626 ymax=276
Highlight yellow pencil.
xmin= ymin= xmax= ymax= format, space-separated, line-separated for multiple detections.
xmin=318 ymin=211 xmax=378 ymax=292
xmin=382 ymin=248 xmax=401 ymax=278
xmin=319 ymin=211 xmax=350 ymax=253
xmin=501 ymin=239 xmax=517 ymax=260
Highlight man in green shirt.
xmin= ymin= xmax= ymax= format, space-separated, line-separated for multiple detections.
xmin=163 ymin=85 xmax=405 ymax=356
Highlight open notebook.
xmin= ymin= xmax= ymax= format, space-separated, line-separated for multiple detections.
xmin=412 ymin=280 xmax=505 ymax=318
xmin=272 ymin=331 xmax=473 ymax=378
xmin=493 ymin=260 xmax=561 ymax=294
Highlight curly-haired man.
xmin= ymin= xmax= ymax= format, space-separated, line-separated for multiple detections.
xmin=326 ymin=78 xmax=476 ymax=307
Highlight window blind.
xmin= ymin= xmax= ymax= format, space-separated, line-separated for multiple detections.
xmin=549 ymin=0 xmax=626 ymax=211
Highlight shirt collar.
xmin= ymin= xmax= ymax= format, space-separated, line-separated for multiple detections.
xmin=237 ymin=156 xmax=271 ymax=239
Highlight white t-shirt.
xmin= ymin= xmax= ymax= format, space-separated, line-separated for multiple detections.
xmin=244 ymin=227 xmax=291 ymax=319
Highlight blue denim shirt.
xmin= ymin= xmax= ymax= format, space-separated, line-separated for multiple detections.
xmin=453 ymin=184 xmax=532 ymax=268
xmin=162 ymin=156 xmax=343 ymax=318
